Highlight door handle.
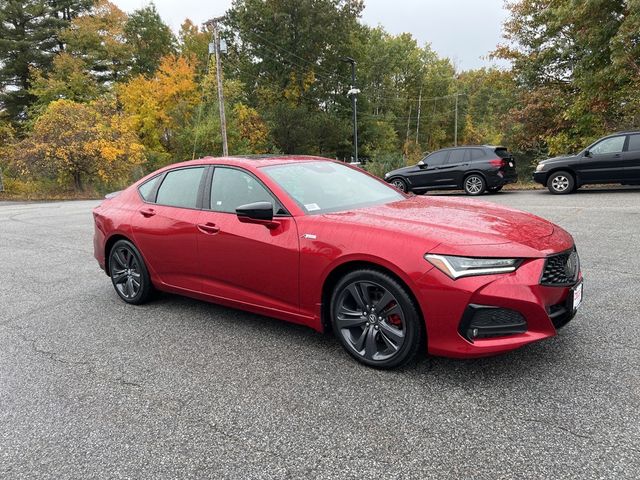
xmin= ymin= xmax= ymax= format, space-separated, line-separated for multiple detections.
xmin=140 ymin=208 xmax=156 ymax=218
xmin=197 ymin=223 xmax=220 ymax=235
xmin=613 ymin=153 xmax=621 ymax=158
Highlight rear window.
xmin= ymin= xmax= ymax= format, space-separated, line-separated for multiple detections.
xmin=156 ymin=167 xmax=205 ymax=209
xmin=495 ymin=148 xmax=512 ymax=159
xmin=469 ymin=149 xmax=485 ymax=161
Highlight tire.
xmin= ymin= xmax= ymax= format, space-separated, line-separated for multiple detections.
xmin=463 ymin=174 xmax=486 ymax=195
xmin=330 ymin=269 xmax=424 ymax=369
xmin=487 ymin=186 xmax=503 ymax=194
xmin=108 ymin=239 xmax=153 ymax=305
xmin=547 ymin=171 xmax=575 ymax=195
xmin=390 ymin=177 xmax=408 ymax=193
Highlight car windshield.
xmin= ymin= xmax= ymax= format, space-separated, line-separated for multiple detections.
xmin=262 ymin=161 xmax=404 ymax=214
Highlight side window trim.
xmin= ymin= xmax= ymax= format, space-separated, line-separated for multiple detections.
xmin=153 ymin=166 xmax=207 ymax=210
xmin=205 ymin=165 xmax=290 ymax=217
xmin=137 ymin=174 xmax=162 ymax=203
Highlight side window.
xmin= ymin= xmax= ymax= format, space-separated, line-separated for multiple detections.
xmin=446 ymin=149 xmax=466 ymax=164
xmin=627 ymin=134 xmax=640 ymax=152
xmin=424 ymin=150 xmax=448 ymax=167
xmin=155 ymin=167 xmax=205 ymax=209
xmin=590 ymin=136 xmax=625 ymax=155
xmin=469 ymin=149 xmax=485 ymax=161
xmin=138 ymin=175 xmax=159 ymax=202
xmin=210 ymin=167 xmax=278 ymax=213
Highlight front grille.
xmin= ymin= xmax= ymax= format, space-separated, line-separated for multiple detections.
xmin=541 ymin=248 xmax=579 ymax=286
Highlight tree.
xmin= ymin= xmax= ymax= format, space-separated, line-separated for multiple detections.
xmin=117 ymin=55 xmax=199 ymax=166
xmin=29 ymin=52 xmax=101 ymax=114
xmin=0 ymin=0 xmax=93 ymax=121
xmin=61 ymin=0 xmax=133 ymax=83
xmin=10 ymin=98 xmax=144 ymax=191
xmin=178 ymin=19 xmax=210 ymax=70
xmin=124 ymin=4 xmax=176 ymax=76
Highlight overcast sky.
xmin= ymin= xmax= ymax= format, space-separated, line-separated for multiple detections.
xmin=112 ymin=0 xmax=510 ymax=71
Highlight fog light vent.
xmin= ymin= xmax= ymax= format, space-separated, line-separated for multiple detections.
xmin=459 ymin=305 xmax=527 ymax=342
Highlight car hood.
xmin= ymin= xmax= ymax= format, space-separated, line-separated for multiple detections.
xmin=324 ymin=196 xmax=567 ymax=256
xmin=385 ymin=165 xmax=418 ymax=177
xmin=538 ymin=154 xmax=579 ymax=165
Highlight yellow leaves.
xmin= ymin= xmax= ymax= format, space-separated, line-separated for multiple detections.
xmin=233 ymin=104 xmax=269 ymax=153
xmin=9 ymin=99 xmax=144 ymax=191
xmin=118 ymin=55 xmax=199 ymax=156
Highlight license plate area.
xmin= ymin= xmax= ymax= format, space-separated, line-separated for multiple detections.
xmin=571 ymin=282 xmax=583 ymax=311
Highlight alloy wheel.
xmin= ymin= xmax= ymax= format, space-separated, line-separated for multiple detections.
xmin=464 ymin=175 xmax=484 ymax=195
xmin=392 ymin=179 xmax=407 ymax=192
xmin=551 ymin=175 xmax=570 ymax=192
xmin=111 ymin=246 xmax=142 ymax=299
xmin=334 ymin=280 xmax=406 ymax=362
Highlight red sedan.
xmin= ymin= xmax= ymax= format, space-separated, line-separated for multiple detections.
xmin=93 ymin=156 xmax=583 ymax=368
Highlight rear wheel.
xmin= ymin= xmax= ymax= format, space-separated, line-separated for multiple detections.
xmin=463 ymin=174 xmax=486 ymax=195
xmin=330 ymin=269 xmax=424 ymax=369
xmin=109 ymin=239 xmax=153 ymax=305
xmin=391 ymin=178 xmax=408 ymax=192
xmin=547 ymin=171 xmax=575 ymax=194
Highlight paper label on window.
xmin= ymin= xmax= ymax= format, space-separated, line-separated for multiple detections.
xmin=304 ymin=203 xmax=320 ymax=211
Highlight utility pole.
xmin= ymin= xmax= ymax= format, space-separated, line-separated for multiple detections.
xmin=342 ymin=57 xmax=359 ymax=164
xmin=405 ymin=103 xmax=412 ymax=145
xmin=454 ymin=92 xmax=459 ymax=147
xmin=205 ymin=16 xmax=228 ymax=156
xmin=415 ymin=84 xmax=423 ymax=145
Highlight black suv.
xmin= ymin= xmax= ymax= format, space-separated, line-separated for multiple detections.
xmin=533 ymin=131 xmax=640 ymax=194
xmin=384 ymin=146 xmax=518 ymax=195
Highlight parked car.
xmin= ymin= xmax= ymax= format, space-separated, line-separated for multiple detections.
xmin=533 ymin=131 xmax=640 ymax=194
xmin=94 ymin=155 xmax=581 ymax=369
xmin=384 ymin=145 xmax=518 ymax=195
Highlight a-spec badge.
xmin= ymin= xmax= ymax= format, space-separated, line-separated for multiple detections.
xmin=301 ymin=234 xmax=317 ymax=240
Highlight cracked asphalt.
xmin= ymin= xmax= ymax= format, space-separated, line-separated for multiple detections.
xmin=1 ymin=188 xmax=639 ymax=479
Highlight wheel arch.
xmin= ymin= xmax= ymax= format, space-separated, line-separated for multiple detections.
xmin=463 ymin=170 xmax=487 ymax=183
xmin=320 ymin=260 xmax=425 ymax=337
xmin=388 ymin=176 xmax=409 ymax=190
xmin=104 ymin=233 xmax=134 ymax=275
xmin=545 ymin=166 xmax=578 ymax=185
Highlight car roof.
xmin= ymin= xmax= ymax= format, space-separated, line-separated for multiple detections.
xmin=433 ymin=145 xmax=506 ymax=152
xmin=160 ymin=155 xmax=331 ymax=170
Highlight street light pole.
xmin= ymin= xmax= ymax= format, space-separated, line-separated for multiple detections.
xmin=205 ymin=16 xmax=228 ymax=156
xmin=342 ymin=57 xmax=359 ymax=164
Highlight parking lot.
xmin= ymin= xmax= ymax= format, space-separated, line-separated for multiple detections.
xmin=1 ymin=188 xmax=639 ymax=479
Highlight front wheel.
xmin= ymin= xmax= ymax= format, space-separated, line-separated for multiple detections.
xmin=109 ymin=239 xmax=153 ymax=305
xmin=330 ymin=269 xmax=424 ymax=369
xmin=390 ymin=178 xmax=408 ymax=193
xmin=464 ymin=174 xmax=486 ymax=195
xmin=547 ymin=171 xmax=575 ymax=194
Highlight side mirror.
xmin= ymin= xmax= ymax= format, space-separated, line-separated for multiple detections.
xmin=584 ymin=149 xmax=592 ymax=157
xmin=236 ymin=201 xmax=279 ymax=228
xmin=417 ymin=160 xmax=427 ymax=169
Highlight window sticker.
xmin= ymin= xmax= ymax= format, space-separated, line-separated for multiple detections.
xmin=304 ymin=203 xmax=320 ymax=211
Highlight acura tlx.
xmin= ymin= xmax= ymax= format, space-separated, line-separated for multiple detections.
xmin=93 ymin=156 xmax=582 ymax=368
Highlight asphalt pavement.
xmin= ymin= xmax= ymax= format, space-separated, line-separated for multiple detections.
xmin=1 ymin=188 xmax=639 ymax=479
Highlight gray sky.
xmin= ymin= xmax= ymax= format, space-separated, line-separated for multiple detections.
xmin=112 ymin=0 xmax=510 ymax=71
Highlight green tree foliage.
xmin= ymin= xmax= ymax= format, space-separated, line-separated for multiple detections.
xmin=124 ymin=4 xmax=176 ymax=76
xmin=0 ymin=0 xmax=93 ymax=120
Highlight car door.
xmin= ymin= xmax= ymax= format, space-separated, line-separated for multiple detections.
xmin=432 ymin=148 xmax=468 ymax=187
xmin=196 ymin=166 xmax=300 ymax=314
xmin=412 ymin=150 xmax=450 ymax=188
xmin=579 ymin=135 xmax=627 ymax=182
xmin=131 ymin=166 xmax=206 ymax=290
xmin=623 ymin=133 xmax=640 ymax=182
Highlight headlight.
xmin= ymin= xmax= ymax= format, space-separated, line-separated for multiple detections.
xmin=424 ymin=254 xmax=522 ymax=279
xmin=384 ymin=172 xmax=390 ymax=179
xmin=535 ymin=163 xmax=545 ymax=172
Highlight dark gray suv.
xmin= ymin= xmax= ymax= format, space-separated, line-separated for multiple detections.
xmin=384 ymin=145 xmax=518 ymax=195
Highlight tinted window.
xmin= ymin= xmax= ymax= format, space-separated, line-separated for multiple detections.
xmin=627 ymin=134 xmax=640 ymax=152
xmin=495 ymin=148 xmax=512 ymax=159
xmin=425 ymin=150 xmax=448 ymax=167
xmin=446 ymin=149 xmax=466 ymax=164
xmin=138 ymin=175 xmax=159 ymax=201
xmin=263 ymin=161 xmax=403 ymax=215
xmin=155 ymin=167 xmax=204 ymax=209
xmin=590 ymin=136 xmax=625 ymax=155
xmin=469 ymin=149 xmax=485 ymax=161
xmin=211 ymin=167 xmax=277 ymax=213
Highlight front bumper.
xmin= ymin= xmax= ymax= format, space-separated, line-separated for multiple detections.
xmin=415 ymin=257 xmax=581 ymax=358
xmin=533 ymin=172 xmax=547 ymax=185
